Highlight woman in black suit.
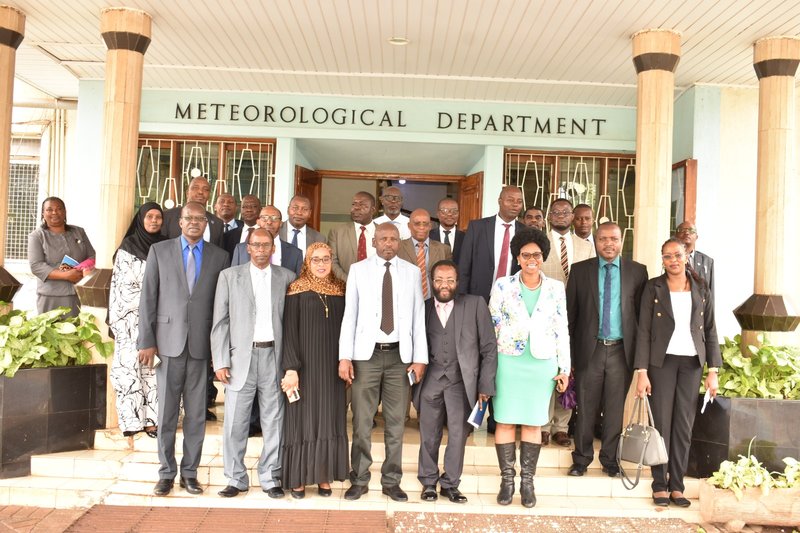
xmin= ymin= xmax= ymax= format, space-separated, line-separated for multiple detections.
xmin=634 ymin=237 xmax=721 ymax=508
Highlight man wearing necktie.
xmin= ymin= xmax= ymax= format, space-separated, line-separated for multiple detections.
xmin=338 ymin=223 xmax=427 ymax=503
xmin=397 ymin=209 xmax=452 ymax=300
xmin=279 ymin=195 xmax=327 ymax=259
xmin=138 ymin=201 xmax=230 ymax=497
xmin=429 ymin=198 xmax=465 ymax=264
xmin=328 ymin=191 xmax=377 ymax=282
xmin=230 ymin=206 xmax=302 ymax=275
xmin=565 ymin=222 xmax=648 ymax=478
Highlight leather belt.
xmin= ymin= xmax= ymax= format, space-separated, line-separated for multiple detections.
xmin=253 ymin=341 xmax=274 ymax=348
xmin=374 ymin=342 xmax=399 ymax=351
xmin=597 ymin=338 xmax=622 ymax=346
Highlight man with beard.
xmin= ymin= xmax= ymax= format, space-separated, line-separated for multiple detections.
xmin=414 ymin=260 xmax=497 ymax=504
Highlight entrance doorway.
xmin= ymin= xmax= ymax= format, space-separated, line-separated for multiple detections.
xmin=295 ymin=168 xmax=483 ymax=235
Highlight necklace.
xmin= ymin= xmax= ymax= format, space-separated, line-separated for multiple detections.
xmin=317 ymin=292 xmax=329 ymax=318
xmin=520 ymin=276 xmax=543 ymax=291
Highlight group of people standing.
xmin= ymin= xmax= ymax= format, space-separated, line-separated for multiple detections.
xmin=26 ymin=179 xmax=721 ymax=509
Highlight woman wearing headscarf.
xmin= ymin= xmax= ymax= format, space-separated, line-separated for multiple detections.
xmin=27 ymin=196 xmax=95 ymax=317
xmin=108 ymin=202 xmax=166 ymax=437
xmin=280 ymin=242 xmax=349 ymax=498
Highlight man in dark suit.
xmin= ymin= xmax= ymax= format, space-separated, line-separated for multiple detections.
xmin=138 ymin=201 xmax=230 ymax=497
xmin=214 ymin=193 xmax=239 ymax=234
xmin=429 ymin=198 xmax=464 ymax=263
xmin=566 ymin=222 xmax=648 ymax=477
xmin=397 ymin=209 xmax=452 ymax=300
xmin=458 ymin=185 xmax=525 ymax=302
xmin=161 ymin=177 xmax=224 ymax=248
xmin=675 ymin=221 xmax=714 ymax=292
xmin=414 ymin=260 xmax=497 ymax=504
xmin=222 ymin=195 xmax=261 ymax=256
xmin=278 ymin=194 xmax=326 ymax=258
xmin=523 ymin=206 xmax=545 ymax=230
xmin=231 ymin=206 xmax=302 ymax=275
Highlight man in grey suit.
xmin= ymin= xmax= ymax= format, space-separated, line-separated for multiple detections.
xmin=414 ymin=259 xmax=497 ymax=504
xmin=279 ymin=194 xmax=326 ymax=258
xmin=566 ymin=222 xmax=648 ymax=477
xmin=211 ymin=228 xmax=296 ymax=498
xmin=231 ymin=206 xmax=302 ymax=275
xmin=329 ymin=191 xmax=377 ymax=281
xmin=338 ymin=223 xmax=428 ymax=502
xmin=138 ymin=201 xmax=230 ymax=497
xmin=675 ymin=221 xmax=714 ymax=292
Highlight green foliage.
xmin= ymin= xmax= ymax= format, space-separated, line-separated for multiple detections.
xmin=700 ymin=334 xmax=800 ymax=399
xmin=709 ymin=437 xmax=800 ymax=499
xmin=0 ymin=306 xmax=113 ymax=378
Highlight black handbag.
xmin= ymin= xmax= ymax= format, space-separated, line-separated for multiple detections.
xmin=617 ymin=396 xmax=668 ymax=489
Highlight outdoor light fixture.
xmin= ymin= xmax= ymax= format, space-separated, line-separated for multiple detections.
xmin=388 ymin=37 xmax=409 ymax=46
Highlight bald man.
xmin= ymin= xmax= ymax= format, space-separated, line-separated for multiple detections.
xmin=375 ymin=186 xmax=411 ymax=240
xmin=397 ymin=209 xmax=452 ymax=300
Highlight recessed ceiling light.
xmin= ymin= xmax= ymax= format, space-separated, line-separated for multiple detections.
xmin=388 ymin=37 xmax=409 ymax=46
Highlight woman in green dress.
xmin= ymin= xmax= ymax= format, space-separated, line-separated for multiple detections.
xmin=488 ymin=228 xmax=570 ymax=508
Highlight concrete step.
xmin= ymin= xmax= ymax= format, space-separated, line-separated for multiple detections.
xmin=30 ymin=448 xmax=699 ymax=499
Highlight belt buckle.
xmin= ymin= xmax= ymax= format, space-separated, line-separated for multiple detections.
xmin=378 ymin=343 xmax=388 ymax=351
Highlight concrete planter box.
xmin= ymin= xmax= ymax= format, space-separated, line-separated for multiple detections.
xmin=688 ymin=395 xmax=800 ymax=478
xmin=699 ymin=481 xmax=800 ymax=530
xmin=0 ymin=364 xmax=107 ymax=478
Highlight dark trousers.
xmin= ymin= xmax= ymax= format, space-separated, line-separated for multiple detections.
xmin=156 ymin=346 xmax=207 ymax=480
xmin=417 ymin=373 xmax=471 ymax=489
xmin=350 ymin=347 xmax=409 ymax=488
xmin=572 ymin=342 xmax=631 ymax=469
xmin=648 ymin=354 xmax=702 ymax=493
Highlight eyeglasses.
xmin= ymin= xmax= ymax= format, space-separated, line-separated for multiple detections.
xmin=549 ymin=210 xmax=571 ymax=217
xmin=258 ymin=215 xmax=282 ymax=222
xmin=433 ymin=278 xmax=457 ymax=285
xmin=438 ymin=208 xmax=459 ymax=215
xmin=181 ymin=216 xmax=207 ymax=223
xmin=675 ymin=228 xmax=697 ymax=235
xmin=310 ymin=256 xmax=332 ymax=265
xmin=661 ymin=253 xmax=685 ymax=261
xmin=248 ymin=242 xmax=273 ymax=249
xmin=519 ymin=252 xmax=544 ymax=261
xmin=381 ymin=195 xmax=402 ymax=202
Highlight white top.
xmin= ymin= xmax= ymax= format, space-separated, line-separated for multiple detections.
xmin=287 ymin=224 xmax=307 ymax=257
xmin=551 ymin=229 xmax=574 ymax=267
xmin=437 ymin=225 xmax=457 ymax=253
xmin=271 ymin=238 xmax=283 ymax=266
xmin=666 ymin=291 xmax=696 ymax=356
xmin=493 ymin=216 xmax=517 ymax=280
xmin=375 ymin=213 xmax=411 ymax=239
xmin=353 ymin=221 xmax=377 ymax=258
xmin=238 ymin=223 xmax=258 ymax=243
xmin=222 ymin=219 xmax=239 ymax=232
xmin=250 ymin=263 xmax=274 ymax=343
xmin=375 ymin=255 xmax=400 ymax=343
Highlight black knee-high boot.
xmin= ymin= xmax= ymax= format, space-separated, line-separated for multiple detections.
xmin=495 ymin=442 xmax=517 ymax=505
xmin=519 ymin=441 xmax=541 ymax=508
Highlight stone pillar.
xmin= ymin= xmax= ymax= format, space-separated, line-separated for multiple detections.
xmin=734 ymin=37 xmax=800 ymax=343
xmin=0 ymin=6 xmax=25 ymax=303
xmin=97 ymin=7 xmax=151 ymax=270
xmin=631 ymin=29 xmax=681 ymax=274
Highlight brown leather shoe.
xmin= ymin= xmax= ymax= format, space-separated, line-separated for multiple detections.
xmin=541 ymin=431 xmax=550 ymax=446
xmin=552 ymin=431 xmax=571 ymax=447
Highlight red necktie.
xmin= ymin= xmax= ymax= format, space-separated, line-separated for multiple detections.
xmin=357 ymin=226 xmax=367 ymax=261
xmin=496 ymin=223 xmax=511 ymax=280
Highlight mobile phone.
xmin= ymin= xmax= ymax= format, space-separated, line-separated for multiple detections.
xmin=407 ymin=370 xmax=416 ymax=385
xmin=286 ymin=387 xmax=300 ymax=403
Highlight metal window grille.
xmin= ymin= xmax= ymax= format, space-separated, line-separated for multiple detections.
xmin=5 ymin=162 xmax=40 ymax=260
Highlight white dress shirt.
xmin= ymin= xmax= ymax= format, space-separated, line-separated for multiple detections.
xmin=222 ymin=219 xmax=239 ymax=233
xmin=287 ymin=224 xmax=307 ymax=257
xmin=250 ymin=263 xmax=274 ymax=342
xmin=239 ymin=223 xmax=258 ymax=243
xmin=353 ymin=221 xmax=377 ymax=258
xmin=438 ymin=226 xmax=457 ymax=253
xmin=551 ymin=229 xmax=574 ymax=267
xmin=271 ymin=238 xmax=283 ymax=266
xmin=375 ymin=213 xmax=411 ymax=240
xmin=493 ymin=215 xmax=517 ymax=280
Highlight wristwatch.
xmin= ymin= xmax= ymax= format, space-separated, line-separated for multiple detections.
xmin=708 ymin=367 xmax=719 ymax=373
xmin=635 ymin=368 xmax=648 ymax=373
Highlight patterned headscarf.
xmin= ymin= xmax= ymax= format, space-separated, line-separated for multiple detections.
xmin=286 ymin=242 xmax=346 ymax=296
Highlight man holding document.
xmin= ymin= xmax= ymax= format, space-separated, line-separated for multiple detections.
xmin=414 ymin=259 xmax=497 ymax=504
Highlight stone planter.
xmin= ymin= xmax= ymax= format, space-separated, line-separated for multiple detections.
xmin=0 ymin=364 xmax=107 ymax=478
xmin=688 ymin=395 xmax=800 ymax=478
xmin=699 ymin=481 xmax=800 ymax=530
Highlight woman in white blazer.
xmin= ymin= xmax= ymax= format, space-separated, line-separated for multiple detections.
xmin=488 ymin=228 xmax=570 ymax=509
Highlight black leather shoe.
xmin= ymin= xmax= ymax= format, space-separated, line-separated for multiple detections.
xmin=263 ymin=487 xmax=285 ymax=498
xmin=567 ymin=464 xmax=587 ymax=477
xmin=290 ymin=489 xmax=305 ymax=499
xmin=381 ymin=485 xmax=408 ymax=502
xmin=153 ymin=479 xmax=173 ymax=496
xmin=318 ymin=486 xmax=333 ymax=497
xmin=670 ymin=494 xmax=691 ymax=507
xmin=420 ymin=485 xmax=437 ymax=502
xmin=205 ymin=409 xmax=217 ymax=421
xmin=602 ymin=466 xmax=620 ymax=477
xmin=440 ymin=487 xmax=467 ymax=503
xmin=344 ymin=484 xmax=368 ymax=501
xmin=179 ymin=477 xmax=203 ymax=494
xmin=218 ymin=485 xmax=247 ymax=498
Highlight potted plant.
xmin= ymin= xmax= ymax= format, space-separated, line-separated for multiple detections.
xmin=0 ymin=305 xmax=113 ymax=478
xmin=699 ymin=438 xmax=800 ymax=530
xmin=688 ymin=335 xmax=800 ymax=478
